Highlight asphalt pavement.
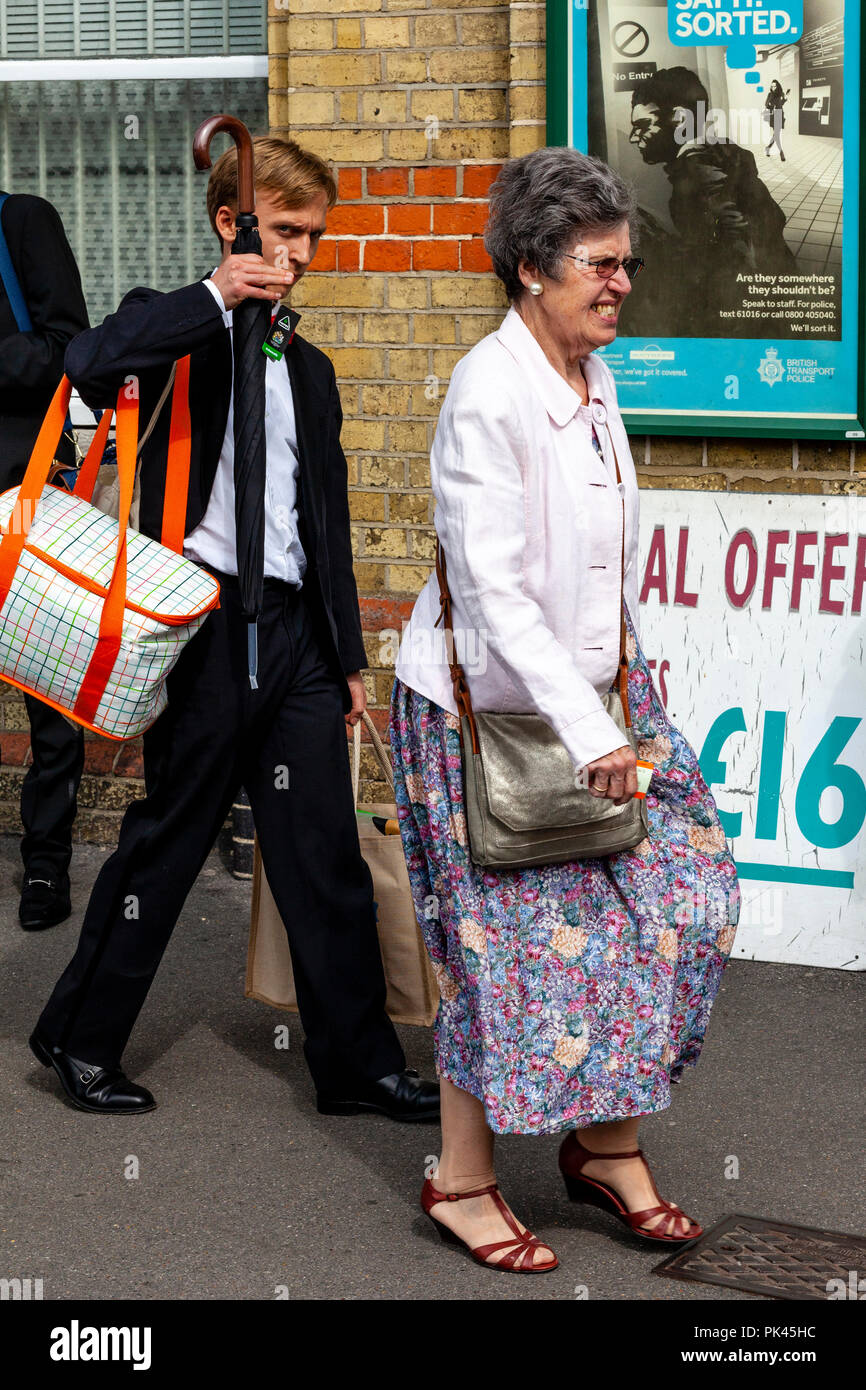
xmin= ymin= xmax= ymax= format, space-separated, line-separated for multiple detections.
xmin=2 ymin=834 xmax=864 ymax=1302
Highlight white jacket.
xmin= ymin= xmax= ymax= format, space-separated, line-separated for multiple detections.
xmin=394 ymin=304 xmax=641 ymax=772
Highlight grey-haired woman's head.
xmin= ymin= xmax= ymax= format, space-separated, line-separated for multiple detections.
xmin=484 ymin=146 xmax=636 ymax=302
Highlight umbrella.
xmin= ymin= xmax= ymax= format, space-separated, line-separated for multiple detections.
xmin=193 ymin=114 xmax=271 ymax=688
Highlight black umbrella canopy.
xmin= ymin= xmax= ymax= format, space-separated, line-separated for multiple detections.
xmin=193 ymin=114 xmax=272 ymax=685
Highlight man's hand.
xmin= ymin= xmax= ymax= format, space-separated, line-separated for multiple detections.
xmin=210 ymin=254 xmax=294 ymax=311
xmin=344 ymin=672 xmax=367 ymax=728
xmin=584 ymin=744 xmax=638 ymax=806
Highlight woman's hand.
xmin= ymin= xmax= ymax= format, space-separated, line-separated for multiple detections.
xmin=584 ymin=744 xmax=637 ymax=806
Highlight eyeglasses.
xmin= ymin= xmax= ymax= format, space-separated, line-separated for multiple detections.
xmin=564 ymin=253 xmax=645 ymax=281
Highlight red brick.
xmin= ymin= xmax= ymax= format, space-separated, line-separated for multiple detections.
xmin=364 ymin=241 xmax=411 ymax=272
xmin=0 ymin=732 xmax=30 ymax=764
xmin=83 ymin=742 xmax=116 ymax=775
xmin=413 ymin=166 xmax=457 ymax=197
xmin=433 ymin=203 xmax=488 ymax=236
xmin=360 ymin=596 xmax=417 ymax=627
xmin=461 ymin=238 xmax=493 ymax=272
xmin=327 ymin=204 xmax=384 ymax=236
xmin=337 ymin=240 xmax=360 ymax=271
xmin=413 ymin=240 xmax=459 ymax=271
xmin=112 ymin=743 xmax=144 ymax=778
xmin=387 ymin=203 xmax=431 ymax=236
xmin=462 ymin=164 xmax=503 ymax=197
xmin=338 ymin=168 xmax=363 ymax=200
xmin=313 ymin=238 xmax=337 ymax=271
xmin=367 ymin=168 xmax=409 ymax=196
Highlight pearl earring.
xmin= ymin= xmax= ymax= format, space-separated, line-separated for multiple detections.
xmin=529 ymin=281 xmax=544 ymax=296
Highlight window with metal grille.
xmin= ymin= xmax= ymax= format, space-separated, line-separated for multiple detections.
xmin=0 ymin=2 xmax=267 ymax=326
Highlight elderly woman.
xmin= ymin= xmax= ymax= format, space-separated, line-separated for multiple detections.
xmin=390 ymin=147 xmax=740 ymax=1274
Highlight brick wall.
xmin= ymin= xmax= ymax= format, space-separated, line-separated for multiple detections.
xmin=1 ymin=0 xmax=862 ymax=841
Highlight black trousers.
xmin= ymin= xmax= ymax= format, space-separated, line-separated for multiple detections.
xmin=19 ymin=695 xmax=84 ymax=878
xmin=36 ymin=570 xmax=405 ymax=1093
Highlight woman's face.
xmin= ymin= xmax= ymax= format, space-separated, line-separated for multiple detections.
xmin=521 ymin=220 xmax=634 ymax=353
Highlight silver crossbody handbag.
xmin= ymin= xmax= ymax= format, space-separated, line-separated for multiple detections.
xmin=433 ymin=425 xmax=649 ymax=871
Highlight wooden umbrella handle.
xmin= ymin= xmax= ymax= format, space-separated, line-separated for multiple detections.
xmin=192 ymin=114 xmax=255 ymax=216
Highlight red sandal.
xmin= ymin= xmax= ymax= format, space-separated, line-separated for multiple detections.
xmin=421 ymin=1178 xmax=559 ymax=1272
xmin=559 ymin=1132 xmax=703 ymax=1244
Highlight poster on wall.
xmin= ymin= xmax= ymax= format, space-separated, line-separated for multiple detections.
xmin=547 ymin=0 xmax=866 ymax=439
xmin=637 ymin=490 xmax=865 ymax=968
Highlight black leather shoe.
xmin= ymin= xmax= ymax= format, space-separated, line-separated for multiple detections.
xmin=317 ymin=1067 xmax=440 ymax=1121
xmin=19 ymin=874 xmax=72 ymax=931
xmin=29 ymin=1030 xmax=156 ymax=1115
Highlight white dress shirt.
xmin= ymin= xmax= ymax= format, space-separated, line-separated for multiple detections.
xmin=394 ymin=304 xmax=641 ymax=773
xmin=183 ymin=274 xmax=307 ymax=586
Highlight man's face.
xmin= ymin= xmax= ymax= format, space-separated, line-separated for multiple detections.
xmin=629 ymin=102 xmax=675 ymax=164
xmin=218 ymin=187 xmax=329 ymax=284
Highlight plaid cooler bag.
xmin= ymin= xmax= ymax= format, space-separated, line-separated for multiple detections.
xmin=0 ymin=358 xmax=220 ymax=739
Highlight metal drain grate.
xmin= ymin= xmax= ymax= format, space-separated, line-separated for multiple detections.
xmin=653 ymin=1214 xmax=866 ymax=1300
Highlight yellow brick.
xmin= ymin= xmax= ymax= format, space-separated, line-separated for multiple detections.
xmin=410 ymin=529 xmax=437 ymax=560
xmin=409 ymin=383 xmax=445 ymax=414
xmin=413 ymin=313 xmax=457 ymax=345
xmin=458 ymin=314 xmax=499 ymax=345
xmin=345 ymin=455 xmax=359 ymax=486
xmin=415 ymin=14 xmax=457 ymax=46
xmin=362 ymin=384 xmax=411 ymax=416
xmin=728 ymin=476 xmax=822 ymax=494
xmin=362 ymin=527 xmax=407 ymax=557
xmin=432 ymin=348 xmax=464 ymax=377
xmin=341 ymin=313 xmax=360 ymax=343
xmin=432 ymin=277 xmax=507 ymax=308
xmin=292 ymin=53 xmax=380 ymax=88
xmin=360 ymin=455 xmax=406 ymax=487
xmin=428 ymin=128 xmax=509 ymax=161
xmin=268 ymin=18 xmax=289 ymax=55
xmin=461 ymin=12 xmax=508 ymax=46
xmin=341 ymin=419 xmax=386 ymax=450
xmin=336 ymin=18 xmax=362 ymax=48
xmin=339 ymin=92 xmax=359 ymax=123
xmin=649 ymin=438 xmax=703 ymax=469
xmin=509 ymin=123 xmax=547 ymax=157
xmin=297 ymin=128 xmax=384 ymax=161
xmin=268 ymin=90 xmax=288 ymax=130
xmin=387 ymin=129 xmax=431 ymax=162
xmin=337 ymin=383 xmax=360 ymax=414
xmin=707 ymin=438 xmax=793 ymax=469
xmin=375 ymin=673 xmax=396 ymax=704
xmin=458 ymin=89 xmax=507 ymax=123
xmin=508 ymin=85 xmax=544 ymax=122
xmin=293 ymin=275 xmax=385 ymax=308
xmin=408 ymin=458 xmax=431 ymax=488
xmin=823 ymin=479 xmax=866 ymax=495
xmin=362 ymin=313 xmax=410 ymax=343
xmin=365 ymin=16 xmax=410 ymax=47
xmin=389 ymin=493 xmax=430 ymax=523
xmin=269 ymin=54 xmax=287 ymax=87
xmin=636 ymin=472 xmax=727 ymax=491
xmin=286 ymin=17 xmax=331 ymax=49
xmin=385 ymin=52 xmax=428 ymax=83
xmin=387 ymin=564 xmax=432 ymax=594
xmin=353 ymin=562 xmax=386 ymax=592
xmin=286 ymin=0 xmax=380 ymax=11
xmin=287 ymin=91 xmax=335 ymax=125
xmin=410 ymin=89 xmax=455 ymax=122
xmin=390 ymin=420 xmax=428 ymax=452
xmin=362 ymin=90 xmax=407 ymax=124
xmin=349 ymin=491 xmax=387 ymax=521
xmin=388 ymin=277 xmax=428 ymax=309
xmin=297 ymin=311 xmax=337 ymax=343
xmin=510 ymin=7 xmax=546 ymax=43
xmin=429 ymin=51 xmax=507 ymax=84
xmin=510 ymin=47 xmax=546 ymax=82
xmin=330 ymin=347 xmax=386 ymax=379
xmin=387 ymin=349 xmax=430 ymax=381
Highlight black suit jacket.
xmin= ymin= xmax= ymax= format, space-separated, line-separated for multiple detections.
xmin=63 ymin=277 xmax=367 ymax=709
xmin=0 ymin=192 xmax=89 ymax=487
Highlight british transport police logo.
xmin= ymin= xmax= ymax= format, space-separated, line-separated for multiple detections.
xmin=758 ymin=348 xmax=786 ymax=387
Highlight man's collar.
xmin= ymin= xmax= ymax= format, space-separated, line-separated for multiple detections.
xmin=496 ymin=304 xmax=609 ymax=426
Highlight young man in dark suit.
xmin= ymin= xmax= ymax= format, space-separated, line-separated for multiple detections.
xmin=31 ymin=138 xmax=438 ymax=1123
xmin=0 ymin=191 xmax=89 ymax=930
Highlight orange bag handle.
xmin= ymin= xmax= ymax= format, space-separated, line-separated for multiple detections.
xmin=160 ymin=353 xmax=192 ymax=553
xmin=0 ymin=373 xmax=77 ymax=601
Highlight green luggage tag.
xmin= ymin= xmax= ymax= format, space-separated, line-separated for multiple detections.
xmin=262 ymin=307 xmax=299 ymax=361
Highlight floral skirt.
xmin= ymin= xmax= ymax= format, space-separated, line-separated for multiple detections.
xmin=388 ymin=605 xmax=741 ymax=1136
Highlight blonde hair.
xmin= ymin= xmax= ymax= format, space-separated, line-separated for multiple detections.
xmin=206 ymin=135 xmax=337 ymax=244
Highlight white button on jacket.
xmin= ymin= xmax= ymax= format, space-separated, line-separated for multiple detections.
xmin=394 ymin=304 xmax=642 ymax=773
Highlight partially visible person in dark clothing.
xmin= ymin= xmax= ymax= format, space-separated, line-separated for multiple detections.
xmin=0 ymin=192 xmax=89 ymax=930
xmin=764 ymin=80 xmax=791 ymax=161
xmin=626 ymin=67 xmax=796 ymax=337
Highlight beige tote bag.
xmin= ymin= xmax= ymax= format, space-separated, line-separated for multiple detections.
xmin=245 ymin=709 xmax=438 ymax=1027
